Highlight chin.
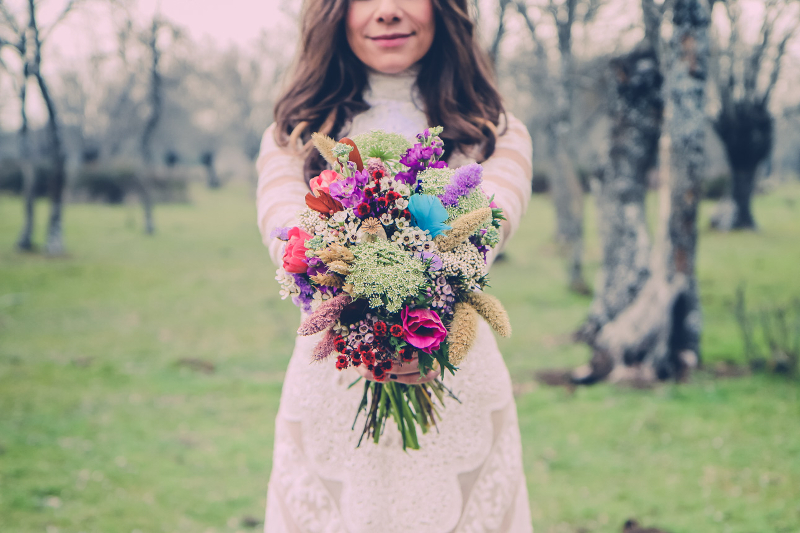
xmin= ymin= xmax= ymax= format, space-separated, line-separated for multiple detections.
xmin=372 ymin=62 xmax=415 ymax=75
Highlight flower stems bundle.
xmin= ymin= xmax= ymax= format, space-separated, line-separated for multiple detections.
xmin=272 ymin=127 xmax=511 ymax=449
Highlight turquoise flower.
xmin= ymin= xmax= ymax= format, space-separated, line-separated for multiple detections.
xmin=408 ymin=194 xmax=451 ymax=238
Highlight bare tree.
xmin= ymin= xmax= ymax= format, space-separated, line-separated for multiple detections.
xmin=515 ymin=0 xmax=604 ymax=293
xmin=709 ymin=0 xmax=799 ymax=230
xmin=0 ymin=0 xmax=84 ymax=254
xmin=574 ymin=0 xmax=710 ymax=384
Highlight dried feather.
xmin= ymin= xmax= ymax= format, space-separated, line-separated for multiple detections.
xmin=434 ymin=208 xmax=493 ymax=252
xmin=326 ymin=260 xmax=351 ymax=275
xmin=312 ymin=132 xmax=337 ymax=167
xmin=464 ymin=291 xmax=512 ymax=337
xmin=311 ymin=328 xmax=338 ymax=360
xmin=448 ymin=302 xmax=479 ymax=366
xmin=297 ymin=293 xmax=352 ymax=336
xmin=315 ymin=243 xmax=354 ymax=264
xmin=310 ymin=273 xmax=344 ymax=288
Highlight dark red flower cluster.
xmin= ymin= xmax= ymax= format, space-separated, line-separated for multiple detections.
xmin=386 ymin=191 xmax=401 ymax=202
xmin=371 ymin=169 xmax=385 ymax=181
xmin=398 ymin=347 xmax=414 ymax=362
xmin=334 ymin=335 xmax=346 ymax=352
xmin=374 ymin=321 xmax=387 ymax=337
xmin=356 ymin=203 xmax=371 ymax=217
xmin=390 ymin=324 xmax=403 ymax=337
xmin=336 ymin=354 xmax=349 ymax=370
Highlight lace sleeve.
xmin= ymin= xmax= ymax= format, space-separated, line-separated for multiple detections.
xmin=480 ymin=114 xmax=533 ymax=251
xmin=255 ymin=123 xmax=310 ymax=266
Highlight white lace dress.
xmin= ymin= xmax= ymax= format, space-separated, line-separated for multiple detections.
xmin=256 ymin=69 xmax=534 ymax=533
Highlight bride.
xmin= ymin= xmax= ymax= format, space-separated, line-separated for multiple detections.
xmin=256 ymin=0 xmax=533 ymax=531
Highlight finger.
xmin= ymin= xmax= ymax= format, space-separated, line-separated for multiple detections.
xmin=392 ymin=359 xmax=420 ymax=374
xmin=390 ymin=369 xmax=438 ymax=385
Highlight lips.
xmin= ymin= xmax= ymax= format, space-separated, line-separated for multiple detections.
xmin=370 ymin=32 xmax=414 ymax=41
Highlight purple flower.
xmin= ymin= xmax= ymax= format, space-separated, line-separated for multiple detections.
xmin=329 ymin=176 xmax=366 ymax=208
xmin=270 ymin=226 xmax=290 ymax=241
xmin=415 ymin=251 xmax=442 ymax=271
xmin=438 ymin=163 xmax=483 ymax=207
xmin=291 ymin=273 xmax=315 ymax=312
xmin=394 ymin=171 xmax=417 ymax=185
xmin=306 ymin=257 xmax=328 ymax=278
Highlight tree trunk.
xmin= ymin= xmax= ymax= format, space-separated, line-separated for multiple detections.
xmin=34 ymin=73 xmax=67 ymax=256
xmin=712 ymin=101 xmax=772 ymax=231
xmin=138 ymin=18 xmax=162 ymax=236
xmin=576 ymin=43 xmax=663 ymax=342
xmin=16 ymin=78 xmax=36 ymax=252
xmin=550 ymin=132 xmax=589 ymax=293
xmin=574 ymin=0 xmax=709 ymax=384
xmin=730 ymin=166 xmax=757 ymax=229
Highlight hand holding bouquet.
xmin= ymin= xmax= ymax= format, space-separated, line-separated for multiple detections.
xmin=272 ymin=127 xmax=511 ymax=449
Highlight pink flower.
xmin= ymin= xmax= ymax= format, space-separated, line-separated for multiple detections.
xmin=309 ymin=170 xmax=343 ymax=196
xmin=401 ymin=307 xmax=447 ymax=354
xmin=282 ymin=227 xmax=312 ymax=273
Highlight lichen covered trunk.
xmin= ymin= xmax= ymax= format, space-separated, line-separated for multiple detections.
xmin=575 ymin=0 xmax=709 ymax=384
xmin=577 ymin=44 xmax=662 ymax=342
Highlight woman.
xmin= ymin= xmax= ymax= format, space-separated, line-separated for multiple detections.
xmin=256 ymin=1 xmax=533 ymax=531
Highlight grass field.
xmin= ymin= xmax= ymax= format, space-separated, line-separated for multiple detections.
xmin=1 ymin=181 xmax=799 ymax=533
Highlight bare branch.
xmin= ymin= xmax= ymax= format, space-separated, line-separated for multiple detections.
xmin=41 ymin=0 xmax=83 ymax=44
xmin=489 ymin=0 xmax=512 ymax=65
xmin=743 ymin=7 xmax=776 ymax=101
xmin=761 ymin=24 xmax=798 ymax=107
xmin=0 ymin=1 xmax=21 ymax=35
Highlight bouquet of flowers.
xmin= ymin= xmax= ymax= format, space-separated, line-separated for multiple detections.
xmin=272 ymin=126 xmax=511 ymax=450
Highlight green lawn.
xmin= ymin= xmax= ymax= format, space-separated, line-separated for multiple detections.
xmin=1 ymin=182 xmax=799 ymax=533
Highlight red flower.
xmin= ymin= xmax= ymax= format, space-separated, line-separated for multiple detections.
xmin=362 ymin=350 xmax=376 ymax=366
xmin=376 ymin=197 xmax=389 ymax=210
xmin=386 ymin=191 xmax=401 ymax=202
xmin=390 ymin=324 xmax=403 ymax=338
xmin=371 ymin=169 xmax=385 ymax=180
xmin=374 ymin=321 xmax=387 ymax=337
xmin=351 ymin=352 xmax=362 ymax=366
xmin=364 ymin=188 xmax=374 ymax=200
xmin=390 ymin=208 xmax=400 ymax=219
xmin=333 ymin=335 xmax=346 ymax=352
xmin=305 ymin=190 xmax=344 ymax=215
xmin=399 ymin=348 xmax=414 ymax=362
xmin=372 ymin=365 xmax=387 ymax=381
xmin=356 ymin=203 xmax=371 ymax=217
xmin=381 ymin=360 xmax=393 ymax=371
xmin=282 ymin=227 xmax=312 ymax=273
xmin=335 ymin=355 xmax=349 ymax=370
xmin=402 ymin=209 xmax=411 ymax=219
xmin=401 ymin=306 xmax=447 ymax=354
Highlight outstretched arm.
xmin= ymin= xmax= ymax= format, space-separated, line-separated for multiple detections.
xmin=480 ymin=114 xmax=533 ymax=259
xmin=255 ymin=123 xmax=310 ymax=266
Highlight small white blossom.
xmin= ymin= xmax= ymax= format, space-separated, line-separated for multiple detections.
xmin=395 ymin=198 xmax=409 ymax=210
xmin=380 ymin=212 xmax=393 ymax=225
xmin=394 ymin=183 xmax=411 ymax=197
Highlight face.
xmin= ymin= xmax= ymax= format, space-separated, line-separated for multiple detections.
xmin=346 ymin=0 xmax=436 ymax=75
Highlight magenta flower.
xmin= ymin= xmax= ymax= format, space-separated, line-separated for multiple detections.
xmin=401 ymin=306 xmax=447 ymax=354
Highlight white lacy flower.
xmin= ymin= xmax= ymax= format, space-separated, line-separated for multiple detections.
xmin=380 ymin=176 xmax=395 ymax=191
xmin=275 ymin=268 xmax=299 ymax=300
xmin=394 ymin=183 xmax=411 ymax=197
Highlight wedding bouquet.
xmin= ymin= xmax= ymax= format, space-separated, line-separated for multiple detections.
xmin=272 ymin=126 xmax=511 ymax=449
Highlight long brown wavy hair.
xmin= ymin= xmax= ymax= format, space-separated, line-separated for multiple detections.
xmin=273 ymin=0 xmax=505 ymax=182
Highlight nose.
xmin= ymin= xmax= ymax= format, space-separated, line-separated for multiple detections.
xmin=374 ymin=0 xmax=402 ymax=23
